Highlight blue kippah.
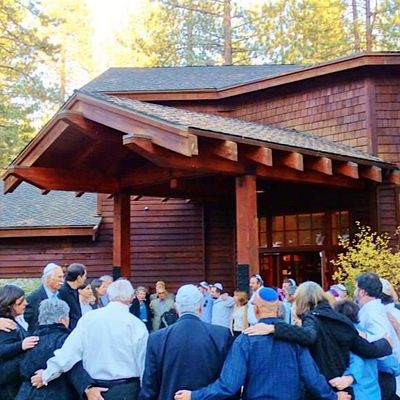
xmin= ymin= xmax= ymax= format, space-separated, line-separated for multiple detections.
xmin=258 ymin=287 xmax=279 ymax=302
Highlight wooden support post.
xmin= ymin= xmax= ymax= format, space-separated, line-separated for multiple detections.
xmin=235 ymin=175 xmax=259 ymax=276
xmin=113 ymin=193 xmax=131 ymax=278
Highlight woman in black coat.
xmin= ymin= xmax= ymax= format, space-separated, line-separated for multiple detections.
xmin=16 ymin=298 xmax=92 ymax=400
xmin=130 ymin=286 xmax=152 ymax=332
xmin=0 ymin=285 xmax=39 ymax=400
xmin=245 ymin=281 xmax=392 ymax=399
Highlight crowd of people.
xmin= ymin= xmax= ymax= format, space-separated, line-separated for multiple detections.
xmin=0 ymin=262 xmax=399 ymax=400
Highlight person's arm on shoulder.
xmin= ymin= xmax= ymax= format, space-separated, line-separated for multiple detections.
xmin=272 ymin=315 xmax=318 ymax=346
xmin=298 ymin=346 xmax=347 ymax=400
xmin=0 ymin=318 xmax=16 ymax=332
xmin=0 ymin=331 xmax=38 ymax=359
xmin=32 ymin=319 xmax=85 ymax=387
xmin=350 ymin=332 xmax=392 ymax=359
xmin=139 ymin=335 xmax=161 ymax=400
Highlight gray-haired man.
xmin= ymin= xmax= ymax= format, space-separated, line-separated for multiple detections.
xmin=31 ymin=280 xmax=148 ymax=400
xmin=25 ymin=262 xmax=64 ymax=332
xmin=139 ymin=284 xmax=234 ymax=400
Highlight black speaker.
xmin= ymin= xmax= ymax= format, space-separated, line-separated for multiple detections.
xmin=236 ymin=264 xmax=249 ymax=292
xmin=112 ymin=266 xmax=122 ymax=280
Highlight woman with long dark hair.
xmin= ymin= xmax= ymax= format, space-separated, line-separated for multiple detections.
xmin=245 ymin=281 xmax=392 ymax=399
xmin=90 ymin=278 xmax=107 ymax=309
xmin=0 ymin=285 xmax=39 ymax=399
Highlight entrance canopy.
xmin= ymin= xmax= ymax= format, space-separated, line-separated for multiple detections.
xmin=3 ymin=89 xmax=399 ymax=197
xmin=3 ymin=89 xmax=399 ymax=278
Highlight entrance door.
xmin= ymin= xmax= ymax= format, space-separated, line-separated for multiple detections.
xmin=260 ymin=252 xmax=322 ymax=288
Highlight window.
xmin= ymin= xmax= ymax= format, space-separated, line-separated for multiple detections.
xmin=332 ymin=211 xmax=350 ymax=245
xmin=259 ymin=217 xmax=268 ymax=247
xmin=271 ymin=213 xmax=326 ymax=247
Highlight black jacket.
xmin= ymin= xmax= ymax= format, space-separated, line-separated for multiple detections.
xmin=59 ymin=282 xmax=82 ymax=330
xmin=274 ymin=301 xmax=392 ymax=381
xmin=130 ymin=298 xmax=152 ymax=332
xmin=0 ymin=322 xmax=28 ymax=400
xmin=139 ymin=313 xmax=235 ymax=400
xmin=24 ymin=285 xmax=48 ymax=333
xmin=16 ymin=323 xmax=92 ymax=400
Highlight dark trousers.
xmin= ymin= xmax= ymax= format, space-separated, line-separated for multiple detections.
xmin=96 ymin=380 xmax=140 ymax=400
xmin=379 ymin=371 xmax=396 ymax=400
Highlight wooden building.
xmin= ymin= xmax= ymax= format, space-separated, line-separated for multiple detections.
xmin=2 ymin=52 xmax=400 ymax=292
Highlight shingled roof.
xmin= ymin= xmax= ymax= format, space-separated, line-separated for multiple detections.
xmin=82 ymin=64 xmax=306 ymax=93
xmin=0 ymin=183 xmax=100 ymax=229
xmin=80 ymin=90 xmax=383 ymax=164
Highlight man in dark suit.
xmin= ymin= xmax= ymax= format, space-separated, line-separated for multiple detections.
xmin=139 ymin=284 xmax=234 ymax=400
xmin=24 ymin=263 xmax=64 ymax=333
xmin=59 ymin=263 xmax=87 ymax=330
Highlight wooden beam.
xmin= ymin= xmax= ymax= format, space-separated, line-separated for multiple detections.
xmin=124 ymin=135 xmax=245 ymax=175
xmin=58 ymin=111 xmax=123 ymax=142
xmin=236 ymin=175 xmax=259 ymax=275
xmin=3 ymin=120 xmax=70 ymax=193
xmin=76 ymin=100 xmax=198 ymax=156
xmin=3 ymin=174 xmax=21 ymax=194
xmin=5 ymin=166 xmax=119 ymax=194
xmin=388 ymin=170 xmax=400 ymax=185
xmin=275 ymin=151 xmax=304 ymax=171
xmin=113 ymin=193 xmax=131 ymax=278
xmin=0 ymin=226 xmax=99 ymax=239
xmin=334 ymin=161 xmax=359 ymax=179
xmin=199 ymin=139 xmax=238 ymax=161
xmin=240 ymin=145 xmax=273 ymax=167
xmin=304 ymin=156 xmax=333 ymax=175
xmin=359 ymin=165 xmax=382 ymax=182
xmin=255 ymin=165 xmax=364 ymax=189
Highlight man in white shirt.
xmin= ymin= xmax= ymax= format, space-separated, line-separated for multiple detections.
xmin=355 ymin=272 xmax=400 ymax=400
xmin=210 ymin=283 xmax=234 ymax=329
xmin=31 ymin=279 xmax=149 ymax=400
xmin=247 ymin=274 xmax=263 ymax=325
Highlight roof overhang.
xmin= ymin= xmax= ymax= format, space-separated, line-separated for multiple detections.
xmin=0 ymin=221 xmax=101 ymax=240
xmin=3 ymin=90 xmax=399 ymax=199
xmin=104 ymin=53 xmax=400 ymax=101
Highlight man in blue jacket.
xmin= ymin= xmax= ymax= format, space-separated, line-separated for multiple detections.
xmin=175 ymin=287 xmax=351 ymax=400
xmin=139 ymin=284 xmax=235 ymax=400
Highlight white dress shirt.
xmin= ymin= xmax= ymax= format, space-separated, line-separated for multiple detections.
xmin=42 ymin=301 xmax=148 ymax=384
xmin=247 ymin=292 xmax=258 ymax=326
xmin=359 ymin=299 xmax=400 ymax=396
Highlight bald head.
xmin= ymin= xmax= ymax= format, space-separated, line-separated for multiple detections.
xmin=253 ymin=287 xmax=280 ymax=319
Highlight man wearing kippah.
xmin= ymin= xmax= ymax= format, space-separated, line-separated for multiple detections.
xmin=198 ymin=282 xmax=213 ymax=324
xmin=175 ymin=287 xmax=350 ymax=400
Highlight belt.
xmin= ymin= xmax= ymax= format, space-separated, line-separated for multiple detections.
xmin=93 ymin=377 xmax=139 ymax=388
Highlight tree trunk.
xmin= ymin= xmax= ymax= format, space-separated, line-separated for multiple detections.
xmin=365 ymin=0 xmax=373 ymax=51
xmin=187 ymin=8 xmax=194 ymax=65
xmin=60 ymin=45 xmax=66 ymax=101
xmin=223 ymin=0 xmax=232 ymax=65
xmin=351 ymin=0 xmax=360 ymax=51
